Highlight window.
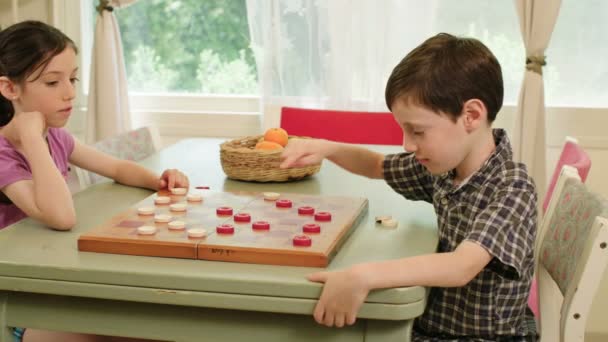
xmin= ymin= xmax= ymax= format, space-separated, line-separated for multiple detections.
xmin=546 ymin=0 xmax=608 ymax=107
xmin=72 ymin=0 xmax=260 ymax=139
xmin=432 ymin=0 xmax=524 ymax=106
xmin=71 ymin=1 xmax=605 ymax=110
xmin=115 ymin=0 xmax=258 ymax=95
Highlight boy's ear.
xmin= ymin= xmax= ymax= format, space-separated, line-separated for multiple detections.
xmin=461 ymin=99 xmax=487 ymax=132
xmin=0 ymin=76 xmax=19 ymax=100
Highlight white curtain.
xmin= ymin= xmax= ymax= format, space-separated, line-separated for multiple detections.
xmin=246 ymin=0 xmax=438 ymax=129
xmin=86 ymin=0 xmax=138 ymax=143
xmin=11 ymin=0 xmax=18 ymax=23
xmin=513 ymin=0 xmax=562 ymax=202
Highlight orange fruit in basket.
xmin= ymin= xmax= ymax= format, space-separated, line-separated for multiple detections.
xmin=255 ymin=141 xmax=284 ymax=151
xmin=263 ymin=128 xmax=289 ymax=147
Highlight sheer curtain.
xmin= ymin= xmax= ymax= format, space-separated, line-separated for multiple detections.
xmin=513 ymin=0 xmax=562 ymax=203
xmin=86 ymin=0 xmax=138 ymax=143
xmin=246 ymin=0 xmax=438 ymax=129
xmin=246 ymin=1 xmax=528 ymax=132
xmin=11 ymin=0 xmax=18 ymax=23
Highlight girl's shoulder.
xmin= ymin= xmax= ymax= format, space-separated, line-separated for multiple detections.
xmin=0 ymin=135 xmax=30 ymax=189
xmin=47 ymin=127 xmax=75 ymax=155
xmin=0 ymin=134 xmax=20 ymax=157
xmin=47 ymin=127 xmax=74 ymax=142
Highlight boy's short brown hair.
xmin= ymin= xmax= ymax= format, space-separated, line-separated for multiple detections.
xmin=385 ymin=33 xmax=503 ymax=123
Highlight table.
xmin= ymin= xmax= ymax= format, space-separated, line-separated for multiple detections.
xmin=0 ymin=138 xmax=438 ymax=342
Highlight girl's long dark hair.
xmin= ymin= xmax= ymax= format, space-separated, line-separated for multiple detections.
xmin=0 ymin=20 xmax=77 ymax=126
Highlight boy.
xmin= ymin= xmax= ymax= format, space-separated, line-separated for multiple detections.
xmin=280 ymin=33 xmax=537 ymax=341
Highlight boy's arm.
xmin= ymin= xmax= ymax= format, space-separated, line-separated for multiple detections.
xmin=312 ymin=174 xmax=537 ymax=327
xmin=2 ymin=134 xmax=76 ymax=230
xmin=354 ymin=241 xmax=492 ymax=289
xmin=308 ymin=241 xmax=491 ymax=327
xmin=281 ymin=139 xmax=385 ymax=179
xmin=70 ymin=140 xmax=189 ymax=190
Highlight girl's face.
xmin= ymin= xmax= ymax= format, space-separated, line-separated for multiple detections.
xmin=15 ymin=47 xmax=78 ymax=128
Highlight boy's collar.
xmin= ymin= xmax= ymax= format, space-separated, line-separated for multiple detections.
xmin=442 ymin=128 xmax=511 ymax=190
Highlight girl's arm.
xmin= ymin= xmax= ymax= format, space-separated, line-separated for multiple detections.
xmin=2 ymin=133 xmax=76 ymax=230
xmin=69 ymin=140 xmax=160 ymax=190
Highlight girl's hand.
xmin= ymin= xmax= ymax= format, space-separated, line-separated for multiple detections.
xmin=11 ymin=111 xmax=45 ymax=141
xmin=159 ymin=169 xmax=189 ymax=190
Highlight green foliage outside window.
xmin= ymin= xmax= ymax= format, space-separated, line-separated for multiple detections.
xmin=115 ymin=0 xmax=258 ymax=94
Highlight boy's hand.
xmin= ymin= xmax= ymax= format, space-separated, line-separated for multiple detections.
xmin=307 ymin=267 xmax=370 ymax=327
xmin=158 ymin=169 xmax=189 ymax=190
xmin=280 ymin=138 xmax=333 ymax=168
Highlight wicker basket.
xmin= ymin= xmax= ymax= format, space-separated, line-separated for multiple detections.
xmin=220 ymin=135 xmax=321 ymax=182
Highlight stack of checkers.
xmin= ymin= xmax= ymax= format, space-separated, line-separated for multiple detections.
xmin=136 ymin=187 xmax=208 ymax=239
xmin=375 ymin=215 xmax=398 ymax=228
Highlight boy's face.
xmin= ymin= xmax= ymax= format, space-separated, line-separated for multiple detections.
xmin=392 ymin=99 xmax=472 ymax=175
xmin=15 ymin=47 xmax=78 ymax=128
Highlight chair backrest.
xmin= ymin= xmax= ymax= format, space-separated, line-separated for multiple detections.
xmin=529 ymin=137 xmax=592 ymax=318
xmin=536 ymin=165 xmax=608 ymax=341
xmin=529 ymin=137 xmax=593 ymax=318
xmin=280 ymin=107 xmax=403 ymax=145
xmin=543 ymin=137 xmax=591 ymax=212
xmin=76 ymin=126 xmax=161 ymax=188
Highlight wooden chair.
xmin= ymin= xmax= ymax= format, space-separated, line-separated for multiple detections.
xmin=535 ymin=165 xmax=608 ymax=341
xmin=280 ymin=107 xmax=403 ymax=145
xmin=529 ymin=137 xmax=592 ymax=317
xmin=75 ymin=126 xmax=161 ymax=188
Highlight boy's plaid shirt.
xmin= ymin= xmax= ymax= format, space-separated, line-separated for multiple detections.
xmin=383 ymin=129 xmax=537 ymax=341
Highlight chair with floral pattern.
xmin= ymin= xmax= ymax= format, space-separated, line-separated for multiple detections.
xmin=529 ymin=136 xmax=592 ymax=318
xmin=536 ymin=165 xmax=608 ymax=341
xmin=76 ymin=126 xmax=161 ymax=188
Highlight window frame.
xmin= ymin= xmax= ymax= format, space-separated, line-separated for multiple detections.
xmin=53 ymin=0 xmax=261 ymax=140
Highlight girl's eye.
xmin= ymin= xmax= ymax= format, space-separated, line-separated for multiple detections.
xmin=70 ymin=77 xmax=80 ymax=84
xmin=46 ymin=81 xmax=58 ymax=86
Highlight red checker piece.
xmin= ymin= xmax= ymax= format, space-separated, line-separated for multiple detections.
xmin=216 ymin=224 xmax=235 ymax=234
xmin=298 ymin=206 xmax=315 ymax=215
xmin=234 ymin=213 xmax=251 ymax=223
xmin=302 ymin=223 xmax=321 ymax=233
xmin=276 ymin=199 xmax=293 ymax=208
xmin=314 ymin=211 xmax=332 ymax=221
xmin=252 ymin=221 xmax=270 ymax=230
xmin=293 ymin=235 xmax=312 ymax=247
xmin=216 ymin=206 xmax=233 ymax=216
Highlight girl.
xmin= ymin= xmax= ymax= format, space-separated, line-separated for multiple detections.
xmin=0 ymin=21 xmax=186 ymax=341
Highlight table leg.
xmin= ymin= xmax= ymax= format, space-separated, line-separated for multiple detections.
xmin=0 ymin=292 xmax=14 ymax=342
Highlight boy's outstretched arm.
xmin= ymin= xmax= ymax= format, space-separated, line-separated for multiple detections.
xmin=308 ymin=241 xmax=492 ymax=327
xmin=70 ymin=140 xmax=189 ymax=190
xmin=280 ymin=138 xmax=385 ymax=179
